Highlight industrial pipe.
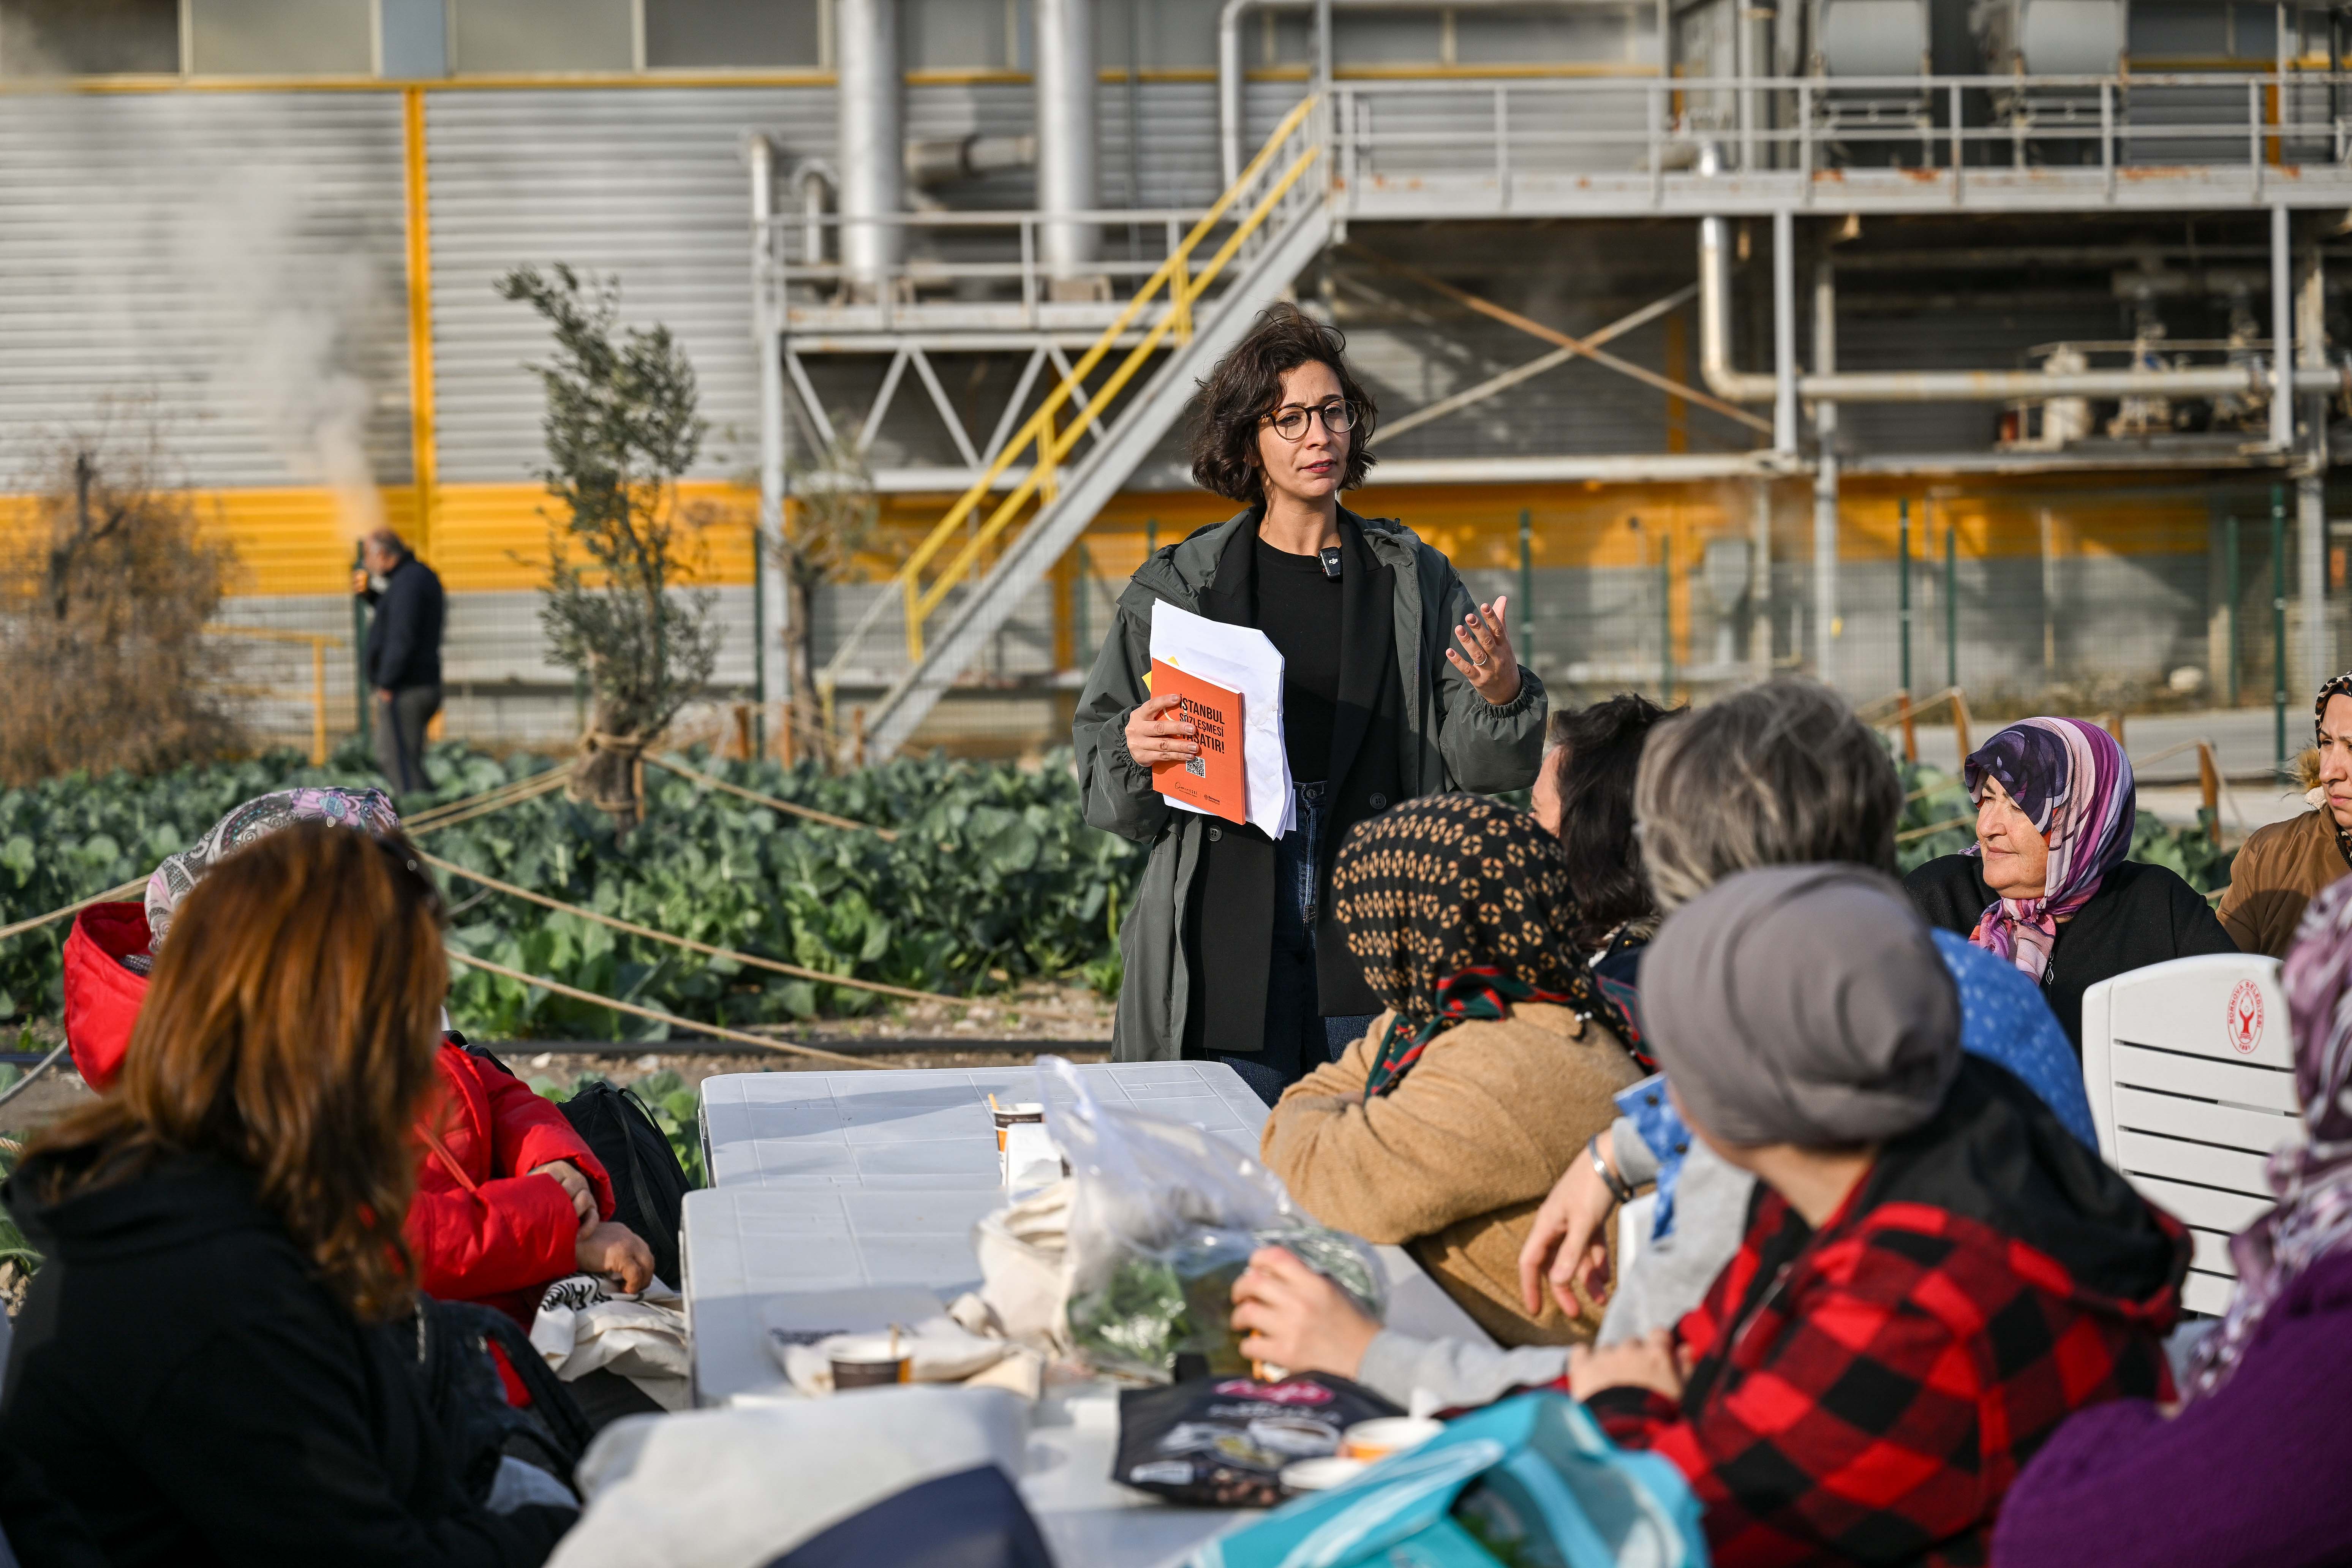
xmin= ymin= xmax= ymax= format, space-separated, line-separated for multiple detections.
xmin=1697 ymin=214 xmax=2346 ymax=405
xmin=1037 ymin=0 xmax=1099 ymax=283
xmin=1217 ymin=0 xmax=1654 ymax=186
xmin=791 ymin=158 xmax=837 ymax=266
xmin=903 ymin=136 xmax=1034 ymax=187
xmin=836 ymin=0 xmax=903 ymax=289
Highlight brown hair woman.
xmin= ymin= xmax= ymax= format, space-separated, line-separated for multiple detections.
xmin=0 ymin=824 xmax=572 ymax=1566
xmin=1072 ymin=303 xmax=1550 ymax=1102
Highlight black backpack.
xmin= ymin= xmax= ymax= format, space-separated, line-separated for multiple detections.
xmin=401 ymin=1296 xmax=593 ymax=1505
xmin=556 ymin=1079 xmax=695 ymax=1288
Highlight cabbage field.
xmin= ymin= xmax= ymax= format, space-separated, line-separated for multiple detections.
xmin=0 ymin=735 xmax=2238 ymax=1044
xmin=0 ymin=739 xmax=1145 ymax=1040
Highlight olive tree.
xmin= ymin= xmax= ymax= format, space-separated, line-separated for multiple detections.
xmin=498 ymin=264 xmax=721 ymax=828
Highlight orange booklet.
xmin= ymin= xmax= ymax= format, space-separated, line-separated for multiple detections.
xmin=1148 ymin=658 xmax=1248 ymax=825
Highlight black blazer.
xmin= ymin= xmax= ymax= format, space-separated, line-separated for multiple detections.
xmin=1181 ymin=515 xmax=1403 ymax=1055
xmin=1904 ymin=855 xmax=2237 ymax=1052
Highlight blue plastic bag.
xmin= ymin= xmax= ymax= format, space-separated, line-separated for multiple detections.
xmin=1188 ymin=1391 xmax=1707 ymax=1568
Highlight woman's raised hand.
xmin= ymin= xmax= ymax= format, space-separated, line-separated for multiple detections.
xmin=1123 ymin=691 xmax=1198 ymax=768
xmin=1446 ymin=595 xmax=1522 ymax=706
xmin=1516 ymin=1131 xmax=1620 ymax=1318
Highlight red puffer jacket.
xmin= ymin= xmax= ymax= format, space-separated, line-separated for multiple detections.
xmin=61 ymin=901 xmax=614 ymax=1326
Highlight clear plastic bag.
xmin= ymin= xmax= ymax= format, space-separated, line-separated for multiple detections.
xmin=1038 ymin=1055 xmax=1386 ymax=1381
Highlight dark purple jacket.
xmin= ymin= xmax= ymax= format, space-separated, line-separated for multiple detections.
xmin=1992 ymin=1248 xmax=2352 ymax=1568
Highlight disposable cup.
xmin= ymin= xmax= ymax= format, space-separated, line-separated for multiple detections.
xmin=992 ymin=1101 xmax=1045 ymax=1152
xmin=1339 ymin=1417 xmax=1443 ymax=1462
xmin=828 ymin=1334 xmax=912 ymax=1391
xmin=1280 ymin=1456 xmax=1368 ymax=1493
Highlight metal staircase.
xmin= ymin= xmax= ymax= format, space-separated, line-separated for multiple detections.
xmin=822 ymin=98 xmax=1332 ymax=760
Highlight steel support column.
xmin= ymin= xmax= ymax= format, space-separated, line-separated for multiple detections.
xmin=1813 ymin=251 xmax=1838 ymax=686
xmin=1773 ymin=209 xmax=1798 ymax=454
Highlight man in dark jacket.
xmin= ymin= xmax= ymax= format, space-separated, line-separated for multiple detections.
xmin=357 ymin=528 xmax=447 ymax=794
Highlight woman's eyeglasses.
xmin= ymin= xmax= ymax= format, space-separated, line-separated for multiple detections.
xmin=1265 ymin=400 xmax=1357 ymax=441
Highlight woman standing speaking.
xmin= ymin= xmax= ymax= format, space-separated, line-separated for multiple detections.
xmin=1074 ymin=305 xmax=1548 ymax=1101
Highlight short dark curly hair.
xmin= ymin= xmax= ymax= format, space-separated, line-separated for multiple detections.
xmin=1545 ymin=694 xmax=1670 ymax=949
xmin=1187 ymin=303 xmax=1380 ymax=502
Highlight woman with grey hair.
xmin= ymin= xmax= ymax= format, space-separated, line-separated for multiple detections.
xmin=1231 ymin=867 xmax=2181 ymax=1564
xmin=1222 ymin=677 xmax=2097 ymax=1409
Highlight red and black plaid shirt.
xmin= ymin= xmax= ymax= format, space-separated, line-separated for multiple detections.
xmin=1580 ymin=1066 xmax=2188 ymax=1567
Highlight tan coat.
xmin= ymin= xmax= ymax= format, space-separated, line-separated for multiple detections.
xmin=1261 ymin=1001 xmax=1642 ymax=1349
xmin=2219 ymin=807 xmax=2350 ymax=958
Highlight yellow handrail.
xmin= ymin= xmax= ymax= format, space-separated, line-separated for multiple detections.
xmin=204 ymin=624 xmax=350 ymax=765
xmin=894 ymin=96 xmax=1325 ymax=660
xmin=910 ymin=142 xmax=1324 ymax=639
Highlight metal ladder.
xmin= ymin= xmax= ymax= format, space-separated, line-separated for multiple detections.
xmin=833 ymin=98 xmax=1334 ymax=761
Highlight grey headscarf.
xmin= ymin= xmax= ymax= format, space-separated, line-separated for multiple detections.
xmin=1638 ymin=863 xmax=1961 ymax=1148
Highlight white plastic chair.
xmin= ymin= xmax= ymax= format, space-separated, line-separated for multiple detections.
xmin=2079 ymin=953 xmax=2304 ymax=1317
xmin=1616 ymin=1191 xmax=1657 ymax=1279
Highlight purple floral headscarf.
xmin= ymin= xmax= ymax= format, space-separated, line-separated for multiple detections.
xmin=144 ymin=787 xmax=401 ymax=953
xmin=1961 ymin=718 xmax=2135 ymax=983
xmin=2183 ymin=874 xmax=2352 ymax=1400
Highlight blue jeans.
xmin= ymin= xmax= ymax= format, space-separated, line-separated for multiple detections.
xmin=1218 ymin=784 xmax=1379 ymax=1104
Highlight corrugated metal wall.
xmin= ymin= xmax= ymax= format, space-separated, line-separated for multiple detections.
xmin=0 ymin=44 xmax=2317 ymax=751
xmin=0 ymin=90 xmax=411 ymax=490
xmin=427 ymin=85 xmax=831 ymax=488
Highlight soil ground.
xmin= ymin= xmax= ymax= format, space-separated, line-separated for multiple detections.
xmin=0 ymin=980 xmax=1116 ymax=1138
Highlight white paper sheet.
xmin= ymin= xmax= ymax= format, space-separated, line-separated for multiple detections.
xmin=1148 ymin=600 xmax=1295 ymax=838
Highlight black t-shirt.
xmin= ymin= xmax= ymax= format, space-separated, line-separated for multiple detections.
xmin=1252 ymin=536 xmax=1344 ymax=783
xmin=1903 ymin=854 xmax=2238 ymax=1052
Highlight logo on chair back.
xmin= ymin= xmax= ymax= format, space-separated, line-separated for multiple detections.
xmin=2227 ymin=980 xmax=2265 ymax=1056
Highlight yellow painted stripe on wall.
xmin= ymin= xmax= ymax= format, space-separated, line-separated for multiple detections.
xmin=0 ymin=473 xmax=2224 ymax=602
xmin=429 ymin=481 xmax=757 ymax=591
xmin=0 ymin=482 xmax=753 ymax=596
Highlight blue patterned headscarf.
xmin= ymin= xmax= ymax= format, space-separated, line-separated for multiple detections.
xmin=1962 ymin=718 xmax=2135 ymax=983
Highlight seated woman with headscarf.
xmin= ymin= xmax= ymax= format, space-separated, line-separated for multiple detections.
xmin=1258 ymin=792 xmax=1646 ymax=1346
xmin=59 ymin=790 xmax=653 ymax=1347
xmin=1905 ymin=716 xmax=2233 ymax=1051
xmin=1993 ymin=874 xmax=2352 ymax=1568
xmin=2217 ymin=669 xmax=2352 ymax=956
xmin=1236 ymin=865 xmax=2187 ymax=1567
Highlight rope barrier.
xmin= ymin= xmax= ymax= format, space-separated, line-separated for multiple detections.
xmin=0 ymin=879 xmax=148 ymax=947
xmin=414 ymin=849 xmax=1080 ymax=1019
xmin=0 ymin=1042 xmax=71 ymax=1109
xmin=442 ymin=950 xmax=879 ymax=1069
xmin=643 ymin=756 xmax=897 ymax=840
xmin=405 ymin=764 xmax=577 ymax=828
xmin=409 ymin=770 xmax=576 ymax=836
xmin=0 ymin=764 xmax=573 ymax=950
xmin=1895 ymin=813 xmax=1974 ymax=844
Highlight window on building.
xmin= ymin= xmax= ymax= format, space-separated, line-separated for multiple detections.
xmin=1254 ymin=3 xmax=1657 ymax=70
xmin=645 ymin=0 xmax=822 ymax=68
xmin=1454 ymin=5 xmax=1657 ymax=67
xmin=904 ymin=0 xmax=1019 ymax=71
xmin=450 ymin=0 xmax=634 ymax=73
xmin=189 ymin=0 xmax=371 ymax=74
xmin=1094 ymin=0 xmax=1224 ymax=71
xmin=0 ymin=0 xmax=177 ymax=75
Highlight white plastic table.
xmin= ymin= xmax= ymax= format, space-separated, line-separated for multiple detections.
xmin=697 ymin=1059 xmax=1271 ymax=1191
xmin=684 ymin=1061 xmax=1497 ymax=1568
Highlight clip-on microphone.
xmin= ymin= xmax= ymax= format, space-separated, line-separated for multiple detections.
xmin=1318 ymin=546 xmax=1343 ymax=580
